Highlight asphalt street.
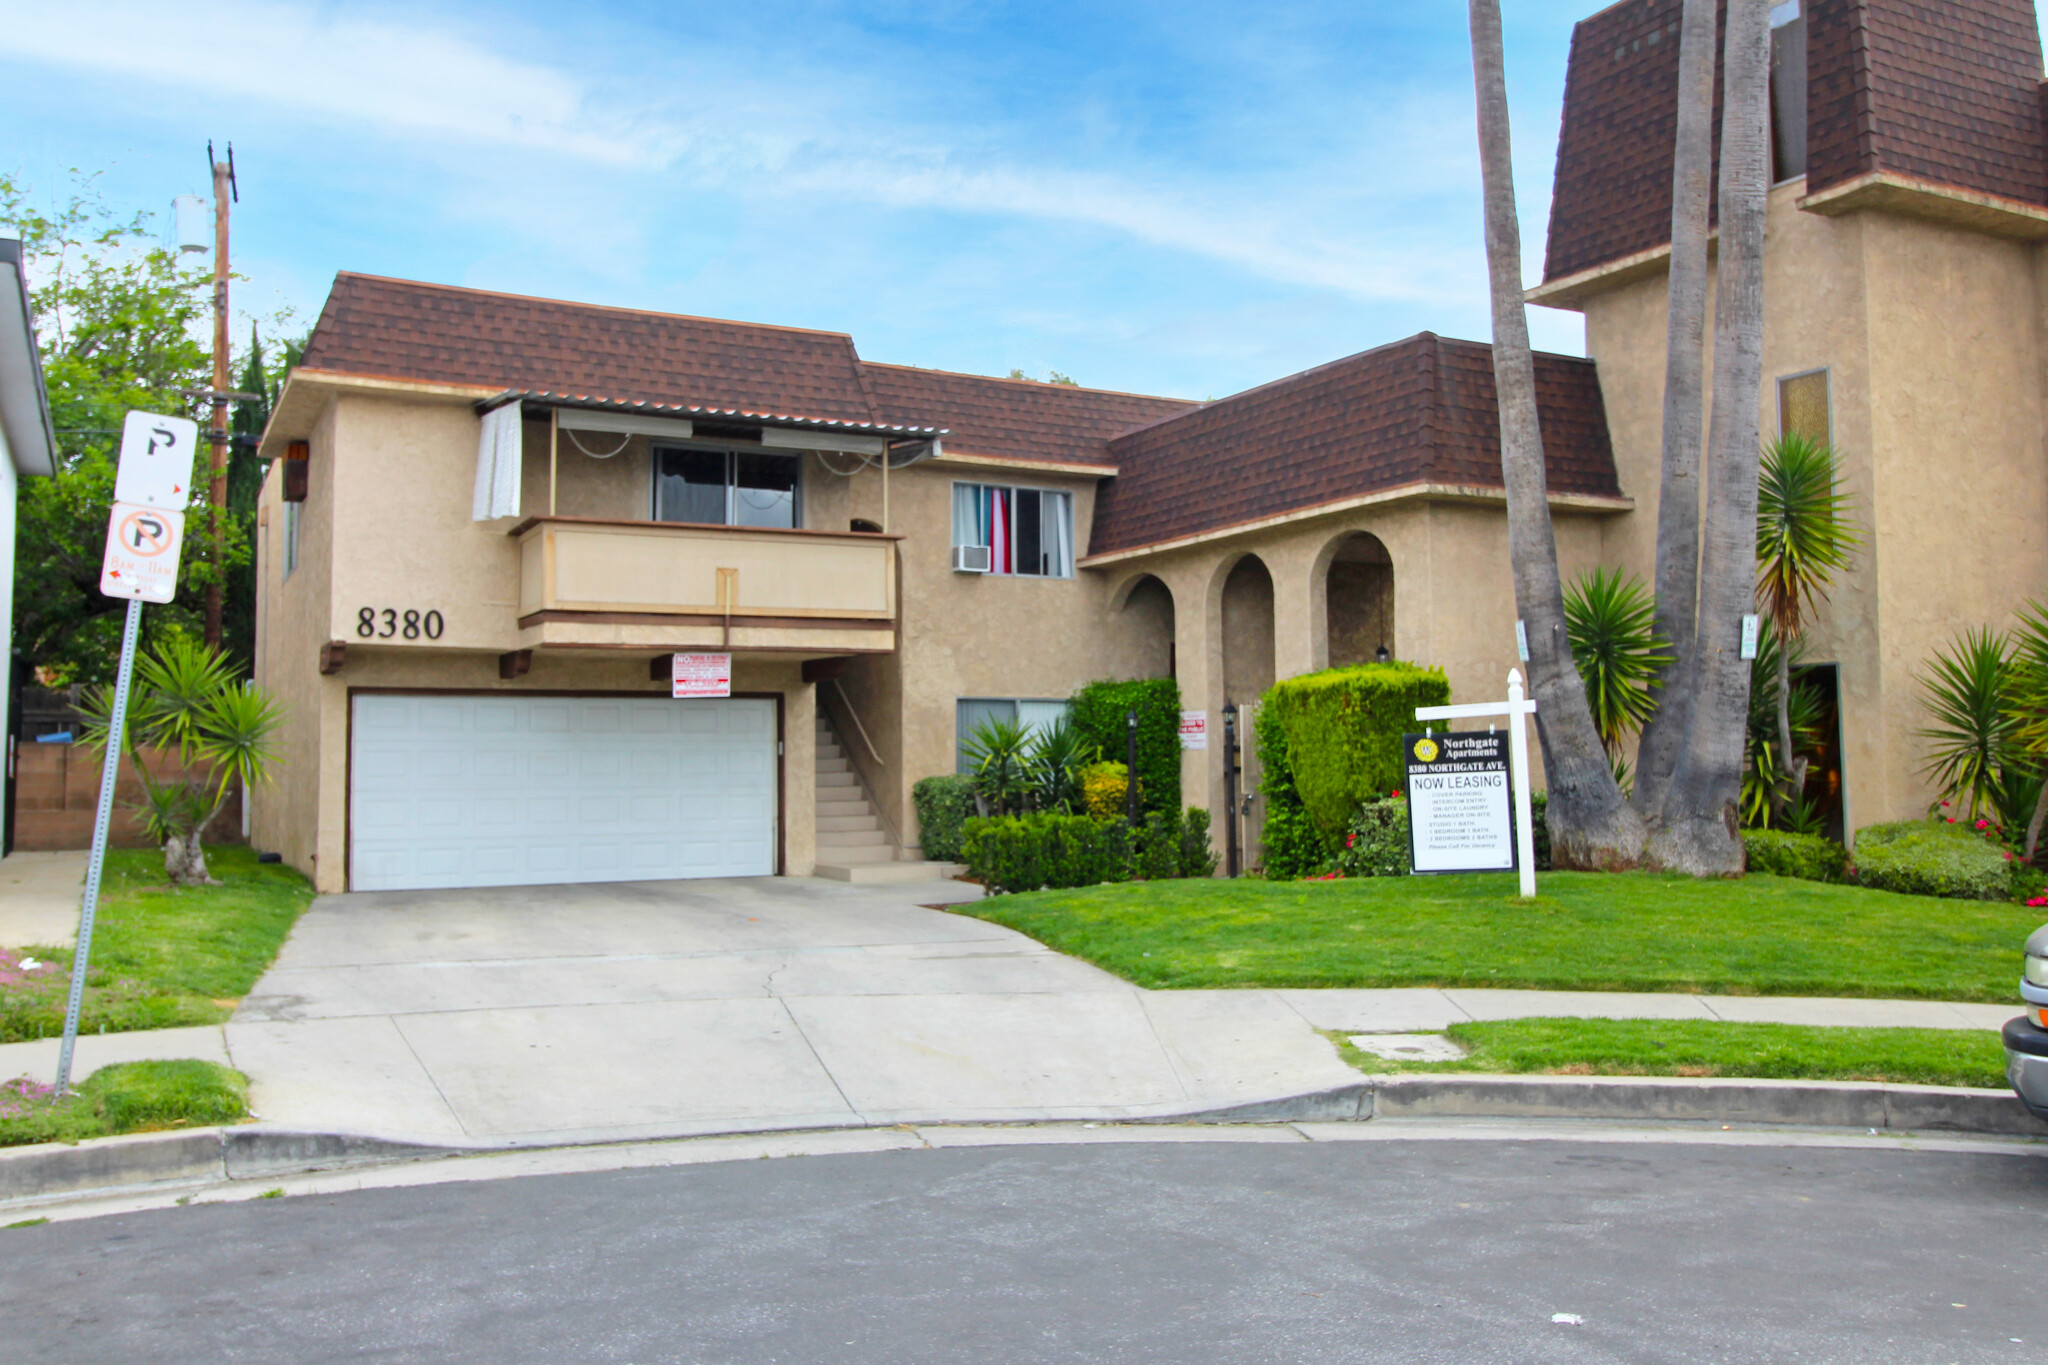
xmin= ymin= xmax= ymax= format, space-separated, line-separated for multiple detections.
xmin=4 ymin=1136 xmax=2046 ymax=1363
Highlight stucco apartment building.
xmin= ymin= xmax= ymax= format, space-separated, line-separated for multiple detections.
xmin=255 ymin=0 xmax=2048 ymax=893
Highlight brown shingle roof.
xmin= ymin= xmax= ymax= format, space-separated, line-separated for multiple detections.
xmin=1087 ymin=334 xmax=1621 ymax=557
xmin=300 ymin=273 xmax=880 ymax=423
xmin=1543 ymin=0 xmax=2048 ymax=285
xmin=863 ymin=364 xmax=1195 ymax=467
xmin=1808 ymin=0 xmax=2047 ymax=201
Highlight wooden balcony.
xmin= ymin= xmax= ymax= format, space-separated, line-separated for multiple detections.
xmin=512 ymin=516 xmax=898 ymax=656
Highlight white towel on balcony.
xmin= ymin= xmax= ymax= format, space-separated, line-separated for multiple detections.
xmin=472 ymin=403 xmax=524 ymax=520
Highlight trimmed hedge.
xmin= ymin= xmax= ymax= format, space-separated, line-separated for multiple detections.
xmin=1744 ymin=829 xmax=1849 ymax=883
xmin=962 ymin=809 xmax=1216 ymax=894
xmin=911 ymin=774 xmax=976 ymax=864
xmin=1260 ymin=664 xmax=1451 ymax=844
xmin=1254 ymin=707 xmax=1332 ymax=879
xmin=1853 ymin=820 xmax=2013 ymax=900
xmin=1069 ymin=679 xmax=1182 ymax=814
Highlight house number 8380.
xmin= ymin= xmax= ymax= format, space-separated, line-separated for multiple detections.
xmin=357 ymin=607 xmax=444 ymax=640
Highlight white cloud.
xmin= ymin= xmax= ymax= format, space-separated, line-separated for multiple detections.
xmin=0 ymin=0 xmax=1494 ymax=309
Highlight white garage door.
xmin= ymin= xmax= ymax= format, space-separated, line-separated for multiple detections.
xmin=349 ymin=693 xmax=778 ymax=892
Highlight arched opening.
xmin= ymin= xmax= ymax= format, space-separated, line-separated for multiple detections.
xmin=1325 ymin=532 xmax=1394 ymax=667
xmin=1117 ymin=574 xmax=1176 ymax=678
xmin=1220 ymin=555 xmax=1276 ymax=869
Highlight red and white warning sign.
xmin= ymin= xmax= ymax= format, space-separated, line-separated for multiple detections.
xmin=671 ymin=652 xmax=732 ymax=699
xmin=99 ymin=501 xmax=185 ymax=604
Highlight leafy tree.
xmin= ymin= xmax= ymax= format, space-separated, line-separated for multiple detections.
xmin=1754 ymin=433 xmax=1860 ymax=820
xmin=1468 ymin=0 xmax=1644 ymax=870
xmin=0 ymin=173 xmax=269 ymax=683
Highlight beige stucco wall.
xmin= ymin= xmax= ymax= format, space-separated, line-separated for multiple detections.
xmin=1579 ymin=179 xmax=2048 ymax=832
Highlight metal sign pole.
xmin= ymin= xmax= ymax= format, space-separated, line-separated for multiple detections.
xmin=54 ymin=597 xmax=144 ymax=1095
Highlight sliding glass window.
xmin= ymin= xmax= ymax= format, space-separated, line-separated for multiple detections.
xmin=654 ymin=447 xmax=802 ymax=528
xmin=951 ymin=482 xmax=1075 ymax=577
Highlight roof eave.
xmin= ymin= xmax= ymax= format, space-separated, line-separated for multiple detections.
xmin=0 ymin=241 xmax=55 ymax=478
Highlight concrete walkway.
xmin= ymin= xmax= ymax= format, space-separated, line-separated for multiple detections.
xmin=0 ymin=851 xmax=85 ymax=948
xmin=0 ymin=875 xmax=2022 ymax=1142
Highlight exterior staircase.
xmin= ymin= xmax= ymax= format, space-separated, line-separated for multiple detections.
xmin=813 ymin=712 xmax=955 ymax=883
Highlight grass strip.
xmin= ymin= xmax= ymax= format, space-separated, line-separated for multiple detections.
xmin=952 ymin=871 xmax=2038 ymax=1000
xmin=0 ymin=1060 xmax=249 ymax=1148
xmin=1334 ymin=1017 xmax=2012 ymax=1090
xmin=0 ymin=845 xmax=314 ymax=1043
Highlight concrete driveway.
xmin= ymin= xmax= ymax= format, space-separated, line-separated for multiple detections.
xmin=228 ymin=877 xmax=1362 ymax=1146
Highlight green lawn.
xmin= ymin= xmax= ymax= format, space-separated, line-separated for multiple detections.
xmin=951 ymin=871 xmax=2040 ymax=1000
xmin=1334 ymin=1017 xmax=2012 ymax=1090
xmin=0 ymin=1060 xmax=249 ymax=1148
xmin=0 ymin=845 xmax=314 ymax=1043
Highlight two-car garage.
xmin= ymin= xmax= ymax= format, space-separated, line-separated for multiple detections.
xmin=347 ymin=693 xmax=779 ymax=892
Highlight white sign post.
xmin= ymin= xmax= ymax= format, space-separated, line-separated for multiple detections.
xmin=1414 ymin=669 xmax=1541 ymax=898
xmin=55 ymin=412 xmax=193 ymax=1094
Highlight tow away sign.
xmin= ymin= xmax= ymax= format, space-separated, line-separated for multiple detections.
xmin=671 ymin=653 xmax=732 ymax=699
xmin=99 ymin=502 xmax=185 ymax=603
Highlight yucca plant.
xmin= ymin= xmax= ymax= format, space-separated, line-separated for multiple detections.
xmin=76 ymin=636 xmax=284 ymax=886
xmin=2003 ymin=599 xmax=2048 ymax=857
xmin=1563 ymin=567 xmax=1672 ymax=767
xmin=1027 ymin=718 xmax=1098 ymax=815
xmin=1755 ymin=433 xmax=1860 ymax=821
xmin=960 ymin=715 xmax=1033 ymax=817
xmin=1914 ymin=626 xmax=2026 ymax=827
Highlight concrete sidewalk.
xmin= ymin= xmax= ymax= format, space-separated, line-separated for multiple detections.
xmin=0 ymin=875 xmax=2021 ymax=1144
xmin=0 ymin=851 xmax=85 ymax=948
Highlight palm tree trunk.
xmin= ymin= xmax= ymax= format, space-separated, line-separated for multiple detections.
xmin=1771 ymin=637 xmax=1807 ymax=821
xmin=1647 ymin=0 xmax=1773 ymax=875
xmin=1469 ymin=0 xmax=1644 ymax=870
xmin=2025 ymin=777 xmax=2048 ymax=861
xmin=1631 ymin=0 xmax=1718 ymax=826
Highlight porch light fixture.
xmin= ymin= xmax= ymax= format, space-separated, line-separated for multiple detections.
xmin=1375 ymin=644 xmax=1391 ymax=663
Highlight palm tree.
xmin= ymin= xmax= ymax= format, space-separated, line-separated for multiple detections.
xmin=1564 ymin=568 xmax=1673 ymax=778
xmin=1468 ymin=0 xmax=1644 ymax=870
xmin=1917 ymin=627 xmax=2024 ymax=826
xmin=1633 ymin=0 xmax=1720 ymax=826
xmin=1647 ymin=0 xmax=1774 ymax=876
xmin=2007 ymin=601 xmax=2048 ymax=857
xmin=1754 ymin=432 xmax=1860 ymax=819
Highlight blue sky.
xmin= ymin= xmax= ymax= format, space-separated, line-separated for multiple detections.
xmin=6 ymin=1 xmax=1616 ymax=400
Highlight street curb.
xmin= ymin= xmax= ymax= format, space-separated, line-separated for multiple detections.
xmin=0 ymin=1127 xmax=462 ymax=1204
xmin=1366 ymin=1074 xmax=2048 ymax=1136
xmin=5 ymin=1076 xmax=2045 ymax=1205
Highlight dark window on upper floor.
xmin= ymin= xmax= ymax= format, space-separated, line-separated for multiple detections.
xmin=1771 ymin=1 xmax=1808 ymax=182
xmin=653 ymin=446 xmax=802 ymax=528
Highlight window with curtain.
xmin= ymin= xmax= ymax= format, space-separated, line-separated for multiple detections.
xmin=654 ymin=446 xmax=802 ymax=528
xmin=952 ymin=482 xmax=1074 ymax=577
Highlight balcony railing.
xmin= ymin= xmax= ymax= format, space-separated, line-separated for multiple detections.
xmin=512 ymin=517 xmax=897 ymax=653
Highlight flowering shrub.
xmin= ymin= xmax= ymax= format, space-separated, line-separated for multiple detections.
xmin=1336 ymin=794 xmax=1411 ymax=878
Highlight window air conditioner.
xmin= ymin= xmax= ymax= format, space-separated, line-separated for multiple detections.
xmin=952 ymin=544 xmax=992 ymax=574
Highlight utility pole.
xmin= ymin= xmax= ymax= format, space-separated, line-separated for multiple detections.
xmin=204 ymin=143 xmax=237 ymax=651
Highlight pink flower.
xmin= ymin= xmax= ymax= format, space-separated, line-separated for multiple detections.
xmin=2029 ymin=896 xmax=2048 ymax=908
xmin=1977 ymin=819 xmax=1991 ymax=830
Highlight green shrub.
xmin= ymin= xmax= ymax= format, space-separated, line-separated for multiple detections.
xmin=1853 ymin=820 xmax=2011 ymax=900
xmin=1069 ymin=679 xmax=1182 ymax=814
xmin=1254 ymin=706 xmax=1333 ymax=879
xmin=1079 ymin=762 xmax=1128 ymax=818
xmin=1743 ymin=828 xmax=1849 ymax=883
xmin=1531 ymin=791 xmax=1553 ymax=872
xmin=1177 ymin=808 xmax=1220 ymax=879
xmin=912 ymin=774 xmax=977 ymax=864
xmin=963 ymin=813 xmax=1134 ymax=894
xmin=1261 ymin=664 xmax=1452 ymax=844
xmin=1133 ymin=811 xmax=1180 ymax=881
xmin=1337 ymin=795 xmax=1411 ymax=877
